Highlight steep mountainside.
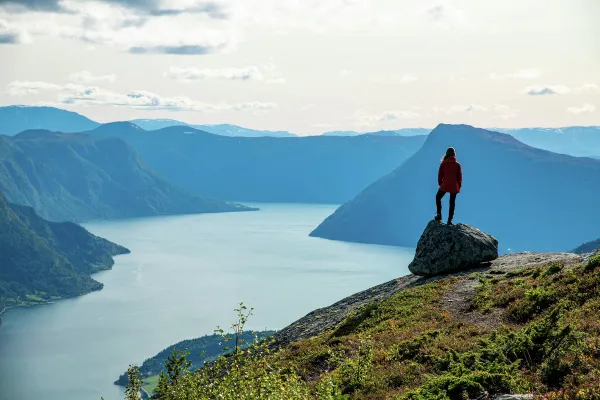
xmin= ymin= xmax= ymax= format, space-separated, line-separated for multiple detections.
xmin=85 ymin=123 xmax=427 ymax=204
xmin=135 ymin=251 xmax=600 ymax=399
xmin=114 ymin=330 xmax=275 ymax=393
xmin=0 ymin=130 xmax=253 ymax=222
xmin=495 ymin=126 xmax=600 ymax=157
xmin=129 ymin=119 xmax=296 ymax=137
xmin=0 ymin=191 xmax=129 ymax=311
xmin=572 ymin=238 xmax=600 ymax=254
xmin=0 ymin=106 xmax=100 ymax=136
xmin=311 ymin=124 xmax=600 ymax=252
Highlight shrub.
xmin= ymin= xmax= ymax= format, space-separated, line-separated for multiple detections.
xmin=585 ymin=255 xmax=600 ymax=271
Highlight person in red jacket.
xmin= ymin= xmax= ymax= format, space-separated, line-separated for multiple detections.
xmin=435 ymin=147 xmax=462 ymax=225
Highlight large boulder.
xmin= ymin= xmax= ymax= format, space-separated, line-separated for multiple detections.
xmin=409 ymin=220 xmax=499 ymax=276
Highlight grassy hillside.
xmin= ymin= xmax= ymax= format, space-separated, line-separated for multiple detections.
xmin=0 ymin=130 xmax=254 ymax=222
xmin=0 ymin=191 xmax=129 ymax=311
xmin=128 ymin=252 xmax=600 ymax=399
xmin=115 ymin=330 xmax=275 ymax=394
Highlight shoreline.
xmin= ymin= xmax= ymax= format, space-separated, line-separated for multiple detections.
xmin=0 ymin=301 xmax=56 ymax=326
xmin=0 ymin=306 xmax=12 ymax=326
xmin=0 ymin=250 xmax=129 ymax=328
xmin=0 ymin=306 xmax=10 ymax=318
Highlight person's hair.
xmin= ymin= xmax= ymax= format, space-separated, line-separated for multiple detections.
xmin=441 ymin=147 xmax=456 ymax=162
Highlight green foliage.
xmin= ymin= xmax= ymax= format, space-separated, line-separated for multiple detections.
xmin=144 ymin=303 xmax=345 ymax=400
xmin=0 ymin=131 xmax=252 ymax=224
xmin=125 ymin=365 xmax=143 ymax=400
xmin=542 ymin=262 xmax=563 ymax=277
xmin=585 ymin=255 xmax=600 ymax=271
xmin=214 ymin=302 xmax=255 ymax=354
xmin=115 ymin=330 xmax=274 ymax=387
xmin=0 ymin=191 xmax=128 ymax=310
xmin=154 ymin=348 xmax=192 ymax=398
xmin=332 ymin=337 xmax=375 ymax=394
xmin=114 ymin=260 xmax=600 ymax=400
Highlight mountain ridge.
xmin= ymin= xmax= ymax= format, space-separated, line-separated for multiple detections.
xmin=0 ymin=130 xmax=255 ymax=222
xmin=84 ymin=123 xmax=427 ymax=204
xmin=310 ymin=123 xmax=600 ymax=252
xmin=0 ymin=106 xmax=100 ymax=135
xmin=129 ymin=119 xmax=296 ymax=137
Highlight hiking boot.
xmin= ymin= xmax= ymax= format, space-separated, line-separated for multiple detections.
xmin=447 ymin=219 xmax=453 ymax=226
xmin=434 ymin=214 xmax=442 ymax=221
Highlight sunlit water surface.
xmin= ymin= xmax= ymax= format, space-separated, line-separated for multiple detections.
xmin=0 ymin=203 xmax=414 ymax=400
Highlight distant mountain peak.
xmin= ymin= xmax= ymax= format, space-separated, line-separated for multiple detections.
xmin=94 ymin=121 xmax=144 ymax=131
xmin=0 ymin=105 xmax=101 ymax=136
xmin=311 ymin=123 xmax=600 ymax=252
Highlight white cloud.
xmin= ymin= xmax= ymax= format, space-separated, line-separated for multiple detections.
xmin=0 ymin=18 xmax=31 ymax=43
xmin=370 ymin=74 xmax=418 ymax=84
xmin=62 ymin=87 xmax=277 ymax=114
xmin=489 ymin=69 xmax=540 ymax=80
xmin=241 ymin=0 xmax=393 ymax=33
xmin=492 ymin=104 xmax=519 ymax=119
xmin=166 ymin=66 xmax=264 ymax=82
xmin=354 ymin=110 xmax=421 ymax=126
xmin=447 ymin=104 xmax=488 ymax=113
xmin=6 ymin=81 xmax=63 ymax=95
xmin=0 ymin=0 xmax=391 ymax=54
xmin=165 ymin=64 xmax=285 ymax=84
xmin=69 ymin=70 xmax=117 ymax=83
xmin=312 ymin=122 xmax=339 ymax=129
xmin=567 ymin=103 xmax=596 ymax=114
xmin=0 ymin=0 xmax=232 ymax=18
xmin=575 ymin=83 xmax=598 ymax=92
xmin=524 ymin=85 xmax=570 ymax=96
xmin=266 ymin=77 xmax=286 ymax=85
xmin=3 ymin=1 xmax=238 ymax=54
xmin=423 ymin=2 xmax=468 ymax=27
xmin=399 ymin=74 xmax=418 ymax=83
xmin=6 ymin=80 xmax=277 ymax=114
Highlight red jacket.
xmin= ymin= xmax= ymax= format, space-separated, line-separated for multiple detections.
xmin=438 ymin=156 xmax=462 ymax=193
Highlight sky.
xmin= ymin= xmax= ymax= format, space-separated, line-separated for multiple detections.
xmin=0 ymin=0 xmax=599 ymax=135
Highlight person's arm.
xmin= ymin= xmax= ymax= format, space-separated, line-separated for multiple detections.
xmin=457 ymin=163 xmax=462 ymax=189
xmin=438 ymin=164 xmax=443 ymax=186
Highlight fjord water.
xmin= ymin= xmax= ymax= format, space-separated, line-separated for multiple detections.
xmin=0 ymin=204 xmax=414 ymax=400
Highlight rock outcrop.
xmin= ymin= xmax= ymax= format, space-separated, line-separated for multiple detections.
xmin=408 ymin=220 xmax=498 ymax=277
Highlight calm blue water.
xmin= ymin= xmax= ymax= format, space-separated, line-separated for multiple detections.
xmin=0 ymin=203 xmax=414 ymax=400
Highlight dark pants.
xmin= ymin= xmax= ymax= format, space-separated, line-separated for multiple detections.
xmin=436 ymin=190 xmax=457 ymax=220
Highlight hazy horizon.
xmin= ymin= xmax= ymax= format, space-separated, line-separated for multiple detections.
xmin=1 ymin=0 xmax=599 ymax=135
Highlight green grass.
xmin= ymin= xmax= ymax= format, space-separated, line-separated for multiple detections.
xmin=25 ymin=294 xmax=45 ymax=302
xmin=141 ymin=374 xmax=159 ymax=396
xmin=134 ymin=255 xmax=600 ymax=399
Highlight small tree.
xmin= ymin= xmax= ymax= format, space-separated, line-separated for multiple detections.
xmin=232 ymin=302 xmax=254 ymax=354
xmin=214 ymin=302 xmax=254 ymax=355
xmin=124 ymin=365 xmax=143 ymax=400
xmin=155 ymin=347 xmax=192 ymax=398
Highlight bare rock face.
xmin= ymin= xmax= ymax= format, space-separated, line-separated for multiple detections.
xmin=409 ymin=220 xmax=499 ymax=277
